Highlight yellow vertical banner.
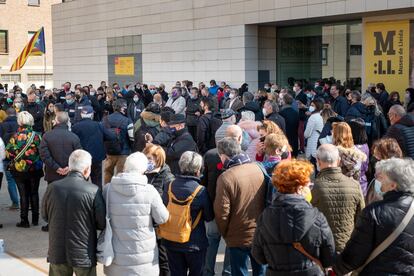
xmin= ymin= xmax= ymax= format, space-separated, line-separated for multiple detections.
xmin=115 ymin=56 xmax=135 ymax=76
xmin=364 ymin=20 xmax=410 ymax=94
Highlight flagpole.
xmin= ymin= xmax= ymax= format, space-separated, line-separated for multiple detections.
xmin=43 ymin=52 xmax=46 ymax=87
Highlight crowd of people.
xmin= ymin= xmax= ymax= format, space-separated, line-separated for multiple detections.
xmin=1 ymin=78 xmax=414 ymax=276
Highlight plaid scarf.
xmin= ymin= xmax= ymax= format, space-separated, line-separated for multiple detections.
xmin=224 ymin=152 xmax=251 ymax=170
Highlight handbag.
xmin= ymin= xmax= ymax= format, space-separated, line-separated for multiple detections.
xmin=7 ymin=132 xmax=35 ymax=172
xmin=353 ymin=197 xmax=414 ymax=274
xmin=293 ymin=242 xmax=327 ymax=275
xmin=97 ymin=184 xmax=114 ymax=266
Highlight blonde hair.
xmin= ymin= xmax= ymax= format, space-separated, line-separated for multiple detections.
xmin=143 ymin=144 xmax=166 ymax=169
xmin=264 ymin=133 xmax=292 ymax=155
xmin=332 ymin=122 xmax=354 ymax=148
xmin=257 ymin=120 xmax=284 ymax=136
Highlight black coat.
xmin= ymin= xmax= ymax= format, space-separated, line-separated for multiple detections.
xmin=41 ymin=171 xmax=106 ymax=267
xmin=295 ymin=91 xmax=309 ymax=121
xmin=165 ymin=128 xmax=197 ymax=175
xmin=127 ymin=100 xmax=145 ymax=124
xmin=331 ymin=96 xmax=350 ymax=117
xmin=145 ymin=164 xmax=175 ymax=196
xmin=25 ymin=102 xmax=44 ymax=133
xmin=334 ymin=191 xmax=414 ymax=275
xmin=196 ymin=112 xmax=222 ymax=155
xmin=200 ymin=148 xmax=222 ymax=203
xmin=280 ymin=106 xmax=299 ymax=157
xmin=186 ymin=97 xmax=202 ymax=127
xmin=266 ymin=112 xmax=286 ymax=133
xmin=39 ymin=124 xmax=82 ymax=183
xmin=241 ymin=101 xmax=263 ymax=121
xmin=252 ymin=193 xmax=335 ymax=275
xmin=0 ymin=115 xmax=18 ymax=144
xmin=385 ymin=113 xmax=414 ymax=158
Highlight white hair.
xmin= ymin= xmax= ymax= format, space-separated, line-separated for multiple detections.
xmin=17 ymin=111 xmax=34 ymax=127
xmin=316 ymin=144 xmax=340 ymax=164
xmin=241 ymin=111 xmax=255 ymax=121
xmin=179 ymin=151 xmax=203 ymax=175
xmin=376 ymin=158 xmax=414 ymax=194
xmin=124 ymin=152 xmax=148 ymax=174
xmin=69 ymin=150 xmax=92 ymax=173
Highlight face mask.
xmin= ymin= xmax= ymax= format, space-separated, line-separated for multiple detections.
xmin=36 ymin=98 xmax=41 ymax=104
xmin=306 ymin=93 xmax=313 ymax=99
xmin=90 ymin=92 xmax=96 ymax=96
xmin=308 ymin=106 xmax=316 ymax=113
xmin=7 ymin=98 xmax=13 ymax=104
xmin=169 ymin=127 xmax=176 ymax=134
xmin=133 ymin=97 xmax=139 ymax=103
xmin=271 ymin=88 xmax=276 ymax=93
xmin=264 ymin=86 xmax=269 ymax=90
xmin=262 ymin=108 xmax=267 ymax=116
xmin=374 ymin=179 xmax=385 ymax=196
xmin=66 ymin=99 xmax=74 ymax=105
xmin=147 ymin=161 xmax=156 ymax=172
xmin=150 ymin=89 xmax=157 ymax=95
xmin=229 ymin=93 xmax=235 ymax=99
xmin=190 ymin=95 xmax=198 ymax=100
xmin=75 ymin=94 xmax=81 ymax=100
xmin=15 ymin=103 xmax=22 ymax=109
xmin=303 ymin=186 xmax=312 ymax=203
xmin=172 ymin=92 xmax=178 ymax=98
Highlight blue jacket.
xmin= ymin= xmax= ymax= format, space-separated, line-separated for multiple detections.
xmin=345 ymin=102 xmax=366 ymax=121
xmin=208 ymin=85 xmax=219 ymax=96
xmin=162 ymin=175 xmax=214 ymax=252
xmin=72 ymin=118 xmax=116 ymax=163
xmin=104 ymin=112 xmax=134 ymax=155
xmin=331 ymin=96 xmax=350 ymax=117
xmin=0 ymin=115 xmax=18 ymax=144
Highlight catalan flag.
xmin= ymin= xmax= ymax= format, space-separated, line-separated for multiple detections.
xmin=10 ymin=27 xmax=45 ymax=72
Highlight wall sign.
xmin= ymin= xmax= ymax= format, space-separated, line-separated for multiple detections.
xmin=115 ymin=56 xmax=135 ymax=76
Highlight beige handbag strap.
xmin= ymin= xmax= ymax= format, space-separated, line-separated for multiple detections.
xmin=355 ymin=197 xmax=414 ymax=273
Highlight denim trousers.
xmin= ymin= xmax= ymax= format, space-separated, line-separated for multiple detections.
xmin=4 ymin=160 xmax=19 ymax=205
xmin=228 ymin=247 xmax=265 ymax=276
xmin=204 ymin=220 xmax=231 ymax=276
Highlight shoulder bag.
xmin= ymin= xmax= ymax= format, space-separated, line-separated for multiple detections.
xmin=7 ymin=132 xmax=35 ymax=172
xmin=353 ymin=197 xmax=414 ymax=274
xmin=97 ymin=184 xmax=114 ymax=266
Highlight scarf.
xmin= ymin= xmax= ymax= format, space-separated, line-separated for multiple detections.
xmin=223 ymin=152 xmax=251 ymax=170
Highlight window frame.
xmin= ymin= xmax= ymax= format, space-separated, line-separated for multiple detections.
xmin=0 ymin=30 xmax=8 ymax=54
xmin=28 ymin=0 xmax=40 ymax=6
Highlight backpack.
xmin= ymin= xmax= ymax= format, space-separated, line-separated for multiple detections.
xmin=133 ymin=119 xmax=160 ymax=152
xmin=256 ymin=162 xmax=277 ymax=207
xmin=157 ymin=183 xmax=203 ymax=243
xmin=103 ymin=116 xmax=123 ymax=155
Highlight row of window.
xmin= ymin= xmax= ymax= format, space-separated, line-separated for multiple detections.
xmin=0 ymin=0 xmax=40 ymax=6
xmin=0 ymin=74 xmax=53 ymax=82
xmin=0 ymin=31 xmax=40 ymax=54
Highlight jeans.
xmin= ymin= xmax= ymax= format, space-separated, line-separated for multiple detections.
xmin=49 ymin=264 xmax=96 ymax=276
xmin=14 ymin=173 xmax=41 ymax=223
xmin=229 ymin=247 xmax=265 ymax=276
xmin=167 ymin=249 xmax=206 ymax=276
xmin=90 ymin=161 xmax=103 ymax=188
xmin=204 ymin=220 xmax=231 ymax=276
xmin=4 ymin=161 xmax=19 ymax=205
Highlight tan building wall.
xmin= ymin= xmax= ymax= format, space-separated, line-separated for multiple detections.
xmin=0 ymin=0 xmax=60 ymax=90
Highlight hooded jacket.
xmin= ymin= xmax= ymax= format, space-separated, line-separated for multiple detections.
xmin=104 ymin=173 xmax=169 ymax=276
xmin=252 ymin=193 xmax=335 ymax=275
xmin=385 ymin=113 xmax=414 ymax=159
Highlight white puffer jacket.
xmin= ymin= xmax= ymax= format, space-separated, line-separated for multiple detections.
xmin=103 ymin=173 xmax=169 ymax=276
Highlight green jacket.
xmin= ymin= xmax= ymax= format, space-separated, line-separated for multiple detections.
xmin=312 ymin=167 xmax=365 ymax=252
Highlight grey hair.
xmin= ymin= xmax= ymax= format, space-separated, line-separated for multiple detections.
xmin=376 ymin=158 xmax=414 ymax=193
xmin=217 ymin=137 xmax=242 ymax=158
xmin=241 ymin=111 xmax=255 ymax=121
xmin=389 ymin=104 xmax=406 ymax=117
xmin=69 ymin=149 xmax=92 ymax=173
xmin=17 ymin=111 xmax=34 ymax=127
xmin=124 ymin=152 xmax=148 ymax=174
xmin=55 ymin=112 xmax=69 ymax=124
xmin=316 ymin=144 xmax=340 ymax=164
xmin=179 ymin=151 xmax=203 ymax=176
xmin=265 ymin=100 xmax=279 ymax=113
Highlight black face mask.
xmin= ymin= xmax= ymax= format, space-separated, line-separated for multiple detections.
xmin=75 ymin=94 xmax=81 ymax=100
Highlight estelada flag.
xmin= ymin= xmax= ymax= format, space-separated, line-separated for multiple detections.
xmin=10 ymin=27 xmax=46 ymax=72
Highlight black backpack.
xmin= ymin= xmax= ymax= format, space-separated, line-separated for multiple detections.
xmin=103 ymin=116 xmax=123 ymax=155
xmin=133 ymin=119 xmax=160 ymax=152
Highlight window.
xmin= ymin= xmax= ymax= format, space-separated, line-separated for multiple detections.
xmin=27 ymin=74 xmax=53 ymax=82
xmin=1 ymin=74 xmax=21 ymax=82
xmin=0 ymin=30 xmax=8 ymax=54
xmin=0 ymin=1 xmax=6 ymax=4
xmin=322 ymin=44 xmax=328 ymax=66
xmin=350 ymin=45 xmax=362 ymax=56
xmin=28 ymin=0 xmax=39 ymax=6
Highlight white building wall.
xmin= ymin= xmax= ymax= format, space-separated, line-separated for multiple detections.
xmin=52 ymin=0 xmax=414 ymax=89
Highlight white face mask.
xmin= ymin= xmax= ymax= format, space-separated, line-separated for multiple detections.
xmin=229 ymin=93 xmax=235 ymax=99
xmin=90 ymin=92 xmax=95 ymax=96
xmin=262 ymin=108 xmax=267 ymax=116
xmin=308 ymin=106 xmax=316 ymax=113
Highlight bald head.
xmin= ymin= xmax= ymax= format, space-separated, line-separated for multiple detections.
xmin=316 ymin=144 xmax=340 ymax=170
xmin=389 ymin=105 xmax=406 ymax=125
xmin=225 ymin=125 xmax=243 ymax=145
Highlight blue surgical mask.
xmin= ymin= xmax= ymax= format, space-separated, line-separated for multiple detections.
xmin=374 ymin=179 xmax=385 ymax=196
xmin=306 ymin=93 xmax=313 ymax=99
xmin=146 ymin=161 xmax=156 ymax=172
xmin=150 ymin=89 xmax=157 ymax=95
xmin=66 ymin=99 xmax=74 ymax=105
